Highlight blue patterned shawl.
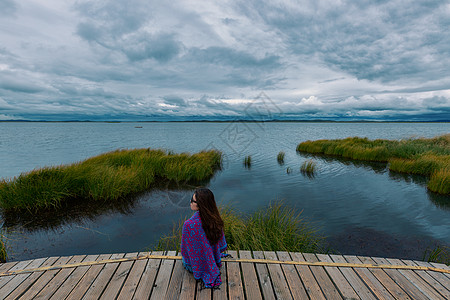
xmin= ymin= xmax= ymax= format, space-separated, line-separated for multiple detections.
xmin=180 ymin=211 xmax=227 ymax=288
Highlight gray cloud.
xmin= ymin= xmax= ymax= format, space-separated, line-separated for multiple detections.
xmin=0 ymin=0 xmax=448 ymax=121
xmin=163 ymin=96 xmax=187 ymax=107
xmin=239 ymin=0 xmax=450 ymax=83
xmin=0 ymin=0 xmax=17 ymax=16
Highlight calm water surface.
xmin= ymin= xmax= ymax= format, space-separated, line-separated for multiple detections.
xmin=1 ymin=122 xmax=449 ymax=261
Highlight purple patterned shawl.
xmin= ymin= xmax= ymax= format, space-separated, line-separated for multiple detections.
xmin=180 ymin=211 xmax=227 ymax=288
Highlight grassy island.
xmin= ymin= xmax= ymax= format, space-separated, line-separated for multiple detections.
xmin=0 ymin=149 xmax=222 ymax=211
xmin=297 ymin=134 xmax=450 ymax=194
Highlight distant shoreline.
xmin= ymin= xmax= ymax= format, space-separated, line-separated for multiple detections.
xmin=1 ymin=120 xmax=449 ymax=123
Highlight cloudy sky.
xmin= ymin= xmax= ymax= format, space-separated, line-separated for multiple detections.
xmin=0 ymin=0 xmax=449 ymax=121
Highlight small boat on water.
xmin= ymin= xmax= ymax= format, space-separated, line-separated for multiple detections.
xmin=135 ymin=126 xmax=143 ymax=128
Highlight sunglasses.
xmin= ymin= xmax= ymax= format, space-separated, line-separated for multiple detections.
xmin=190 ymin=195 xmax=197 ymax=203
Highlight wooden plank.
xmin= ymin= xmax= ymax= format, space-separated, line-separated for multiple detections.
xmin=34 ymin=255 xmax=86 ymax=300
xmin=358 ymin=256 xmax=410 ymax=300
xmin=0 ymin=259 xmax=35 ymax=290
xmin=81 ymin=253 xmax=125 ymax=300
xmin=277 ymin=251 xmax=309 ymax=299
xmin=226 ymin=250 xmax=245 ymax=300
xmin=0 ymin=261 xmax=18 ymax=275
xmin=48 ymin=255 xmax=99 ymax=300
xmin=263 ymin=251 xmax=292 ymax=300
xmin=413 ymin=260 xmax=450 ymax=297
xmin=196 ymin=278 xmax=211 ymax=300
xmin=178 ymin=267 xmax=197 ymax=300
xmin=149 ymin=250 xmax=177 ymax=299
xmin=405 ymin=259 xmax=450 ymax=299
xmin=0 ymin=257 xmax=46 ymax=298
xmin=5 ymin=257 xmax=59 ymax=300
xmin=239 ymin=250 xmax=262 ymax=300
xmin=117 ymin=252 xmax=152 ymax=300
xmin=66 ymin=253 xmax=112 ymax=300
xmin=18 ymin=256 xmax=72 ymax=299
xmin=290 ymin=252 xmax=326 ymax=300
xmin=303 ymin=253 xmax=342 ymax=299
xmin=165 ymin=253 xmax=185 ymax=300
xmin=386 ymin=258 xmax=445 ymax=300
xmin=331 ymin=254 xmax=376 ymax=300
xmin=316 ymin=254 xmax=360 ymax=300
xmin=345 ymin=255 xmax=395 ymax=300
xmin=99 ymin=252 xmax=138 ymax=300
xmin=213 ymin=259 xmax=227 ymax=300
xmin=253 ymin=251 xmax=276 ymax=300
xmin=429 ymin=262 xmax=450 ymax=279
xmin=132 ymin=251 xmax=163 ymax=300
xmin=372 ymin=257 xmax=428 ymax=300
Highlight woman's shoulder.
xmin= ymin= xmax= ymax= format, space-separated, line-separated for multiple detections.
xmin=183 ymin=212 xmax=201 ymax=229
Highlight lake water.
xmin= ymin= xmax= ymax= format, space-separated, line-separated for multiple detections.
xmin=1 ymin=122 xmax=449 ymax=261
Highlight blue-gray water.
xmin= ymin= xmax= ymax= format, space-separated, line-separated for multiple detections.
xmin=1 ymin=122 xmax=449 ymax=261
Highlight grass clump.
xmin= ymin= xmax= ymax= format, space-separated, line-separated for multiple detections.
xmin=301 ymin=160 xmax=317 ymax=176
xmin=423 ymin=245 xmax=450 ymax=265
xmin=0 ymin=149 xmax=222 ymax=211
xmin=0 ymin=234 xmax=6 ymax=263
xmin=277 ymin=152 xmax=285 ymax=165
xmin=297 ymin=134 xmax=450 ymax=194
xmin=156 ymin=203 xmax=323 ymax=253
xmin=244 ymin=155 xmax=252 ymax=168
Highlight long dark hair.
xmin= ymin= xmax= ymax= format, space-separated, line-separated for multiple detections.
xmin=194 ymin=188 xmax=224 ymax=245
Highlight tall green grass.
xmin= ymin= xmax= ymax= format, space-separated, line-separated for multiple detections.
xmin=155 ymin=203 xmax=324 ymax=253
xmin=297 ymin=134 xmax=450 ymax=194
xmin=0 ymin=149 xmax=222 ymax=211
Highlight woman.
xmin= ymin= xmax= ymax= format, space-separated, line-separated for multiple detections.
xmin=180 ymin=188 xmax=228 ymax=289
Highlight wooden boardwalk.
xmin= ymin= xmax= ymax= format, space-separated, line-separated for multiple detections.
xmin=0 ymin=250 xmax=449 ymax=299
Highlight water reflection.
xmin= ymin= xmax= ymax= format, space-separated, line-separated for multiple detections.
xmin=1 ymin=180 xmax=200 ymax=232
xmin=297 ymin=152 xmax=448 ymax=208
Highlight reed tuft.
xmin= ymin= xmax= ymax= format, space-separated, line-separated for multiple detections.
xmin=277 ymin=151 xmax=285 ymax=165
xmin=0 ymin=234 xmax=6 ymax=263
xmin=243 ymin=155 xmax=252 ymax=168
xmin=301 ymin=160 xmax=317 ymax=176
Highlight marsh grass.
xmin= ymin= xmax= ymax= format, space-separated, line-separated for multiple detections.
xmin=0 ymin=149 xmax=222 ymax=211
xmin=244 ymin=156 xmax=252 ymax=168
xmin=423 ymin=245 xmax=450 ymax=265
xmin=155 ymin=203 xmax=324 ymax=253
xmin=277 ymin=152 xmax=285 ymax=165
xmin=0 ymin=234 xmax=6 ymax=263
xmin=301 ymin=160 xmax=316 ymax=176
xmin=297 ymin=134 xmax=450 ymax=194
